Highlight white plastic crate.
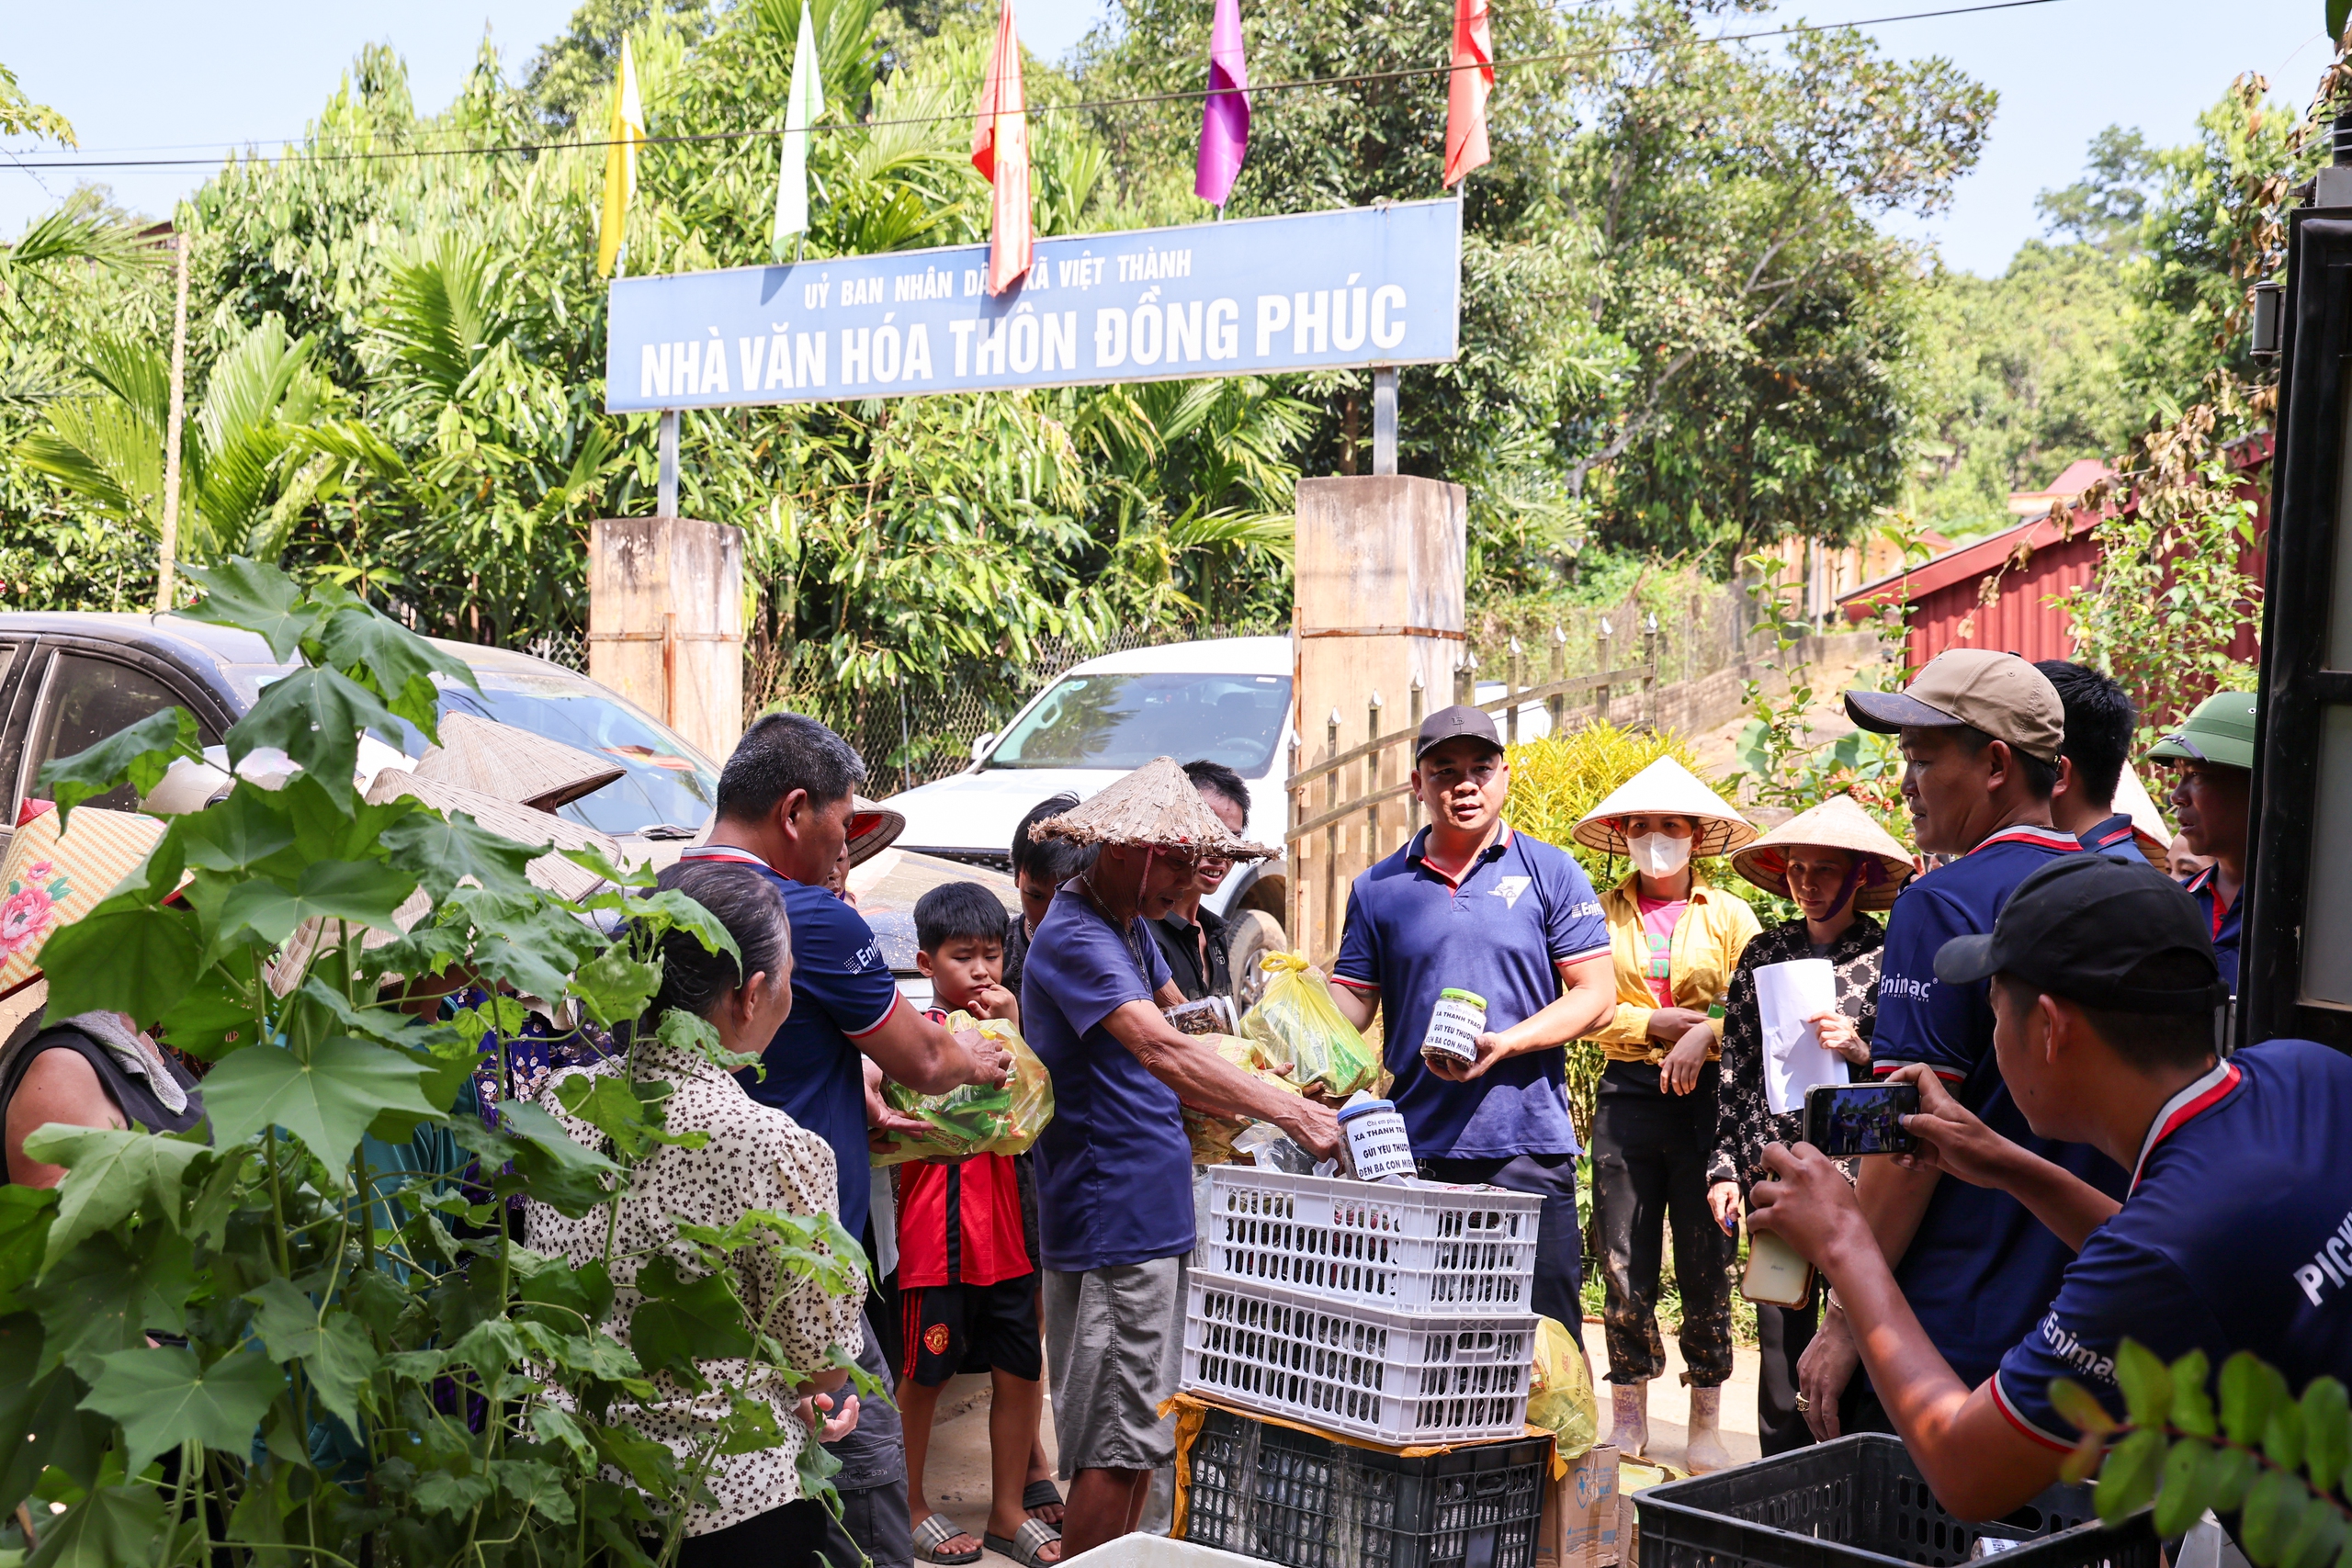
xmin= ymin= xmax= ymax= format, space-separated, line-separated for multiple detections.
xmin=1182 ymin=1272 xmax=1536 ymax=1445
xmin=1196 ymin=1166 xmax=1541 ymax=1311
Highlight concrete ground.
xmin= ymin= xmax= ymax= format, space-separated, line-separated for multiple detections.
xmin=914 ymin=1321 xmax=1767 ymax=1564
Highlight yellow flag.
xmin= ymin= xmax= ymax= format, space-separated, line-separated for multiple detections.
xmin=595 ymin=37 xmax=645 ymax=278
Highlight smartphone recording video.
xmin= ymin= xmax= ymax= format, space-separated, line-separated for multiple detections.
xmin=1802 ymin=1083 xmax=1921 ymax=1157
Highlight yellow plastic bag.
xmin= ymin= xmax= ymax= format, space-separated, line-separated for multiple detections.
xmin=1183 ymin=1033 xmax=1297 ymax=1165
xmin=1527 ymin=1314 xmax=1600 ymax=1461
xmin=1238 ymin=952 xmax=1381 ymax=1100
xmin=871 ymin=1012 xmax=1055 ymax=1168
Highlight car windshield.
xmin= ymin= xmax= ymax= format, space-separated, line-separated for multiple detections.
xmin=987 ymin=672 xmax=1291 ymax=773
xmin=227 ymin=663 xmax=719 ymax=837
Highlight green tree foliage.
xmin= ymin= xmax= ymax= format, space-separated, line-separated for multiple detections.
xmin=2035 ymin=126 xmax=2164 ymax=255
xmin=4 ymin=559 xmax=865 ymax=1566
xmin=0 ymin=58 xmax=75 ymax=145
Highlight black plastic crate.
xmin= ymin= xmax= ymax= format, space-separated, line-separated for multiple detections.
xmin=1635 ymin=1434 xmax=2158 ymax=1568
xmin=1179 ymin=1405 xmax=1551 ymax=1568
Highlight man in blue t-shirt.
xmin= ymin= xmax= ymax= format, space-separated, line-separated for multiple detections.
xmin=1799 ymin=650 xmax=2129 ymax=1440
xmin=1326 ymin=705 xmax=1617 ymax=1336
xmin=1019 ymin=758 xmax=1340 ymax=1560
xmin=2033 ymin=660 xmax=2149 ymax=864
xmin=2148 ymin=691 xmax=2255 ymax=995
xmin=684 ymin=712 xmax=1011 ymax=1568
xmin=1747 ymin=856 xmax=2350 ymax=1523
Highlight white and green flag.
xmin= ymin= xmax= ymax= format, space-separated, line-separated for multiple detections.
xmin=771 ymin=0 xmax=823 ymax=260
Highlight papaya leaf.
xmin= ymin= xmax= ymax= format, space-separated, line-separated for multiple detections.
xmin=38 ymin=902 xmax=200 ymax=1024
xmin=492 ymin=1458 xmax=575 ymax=1524
xmin=2304 ymin=1378 xmax=2349 ymax=1497
xmin=0 ymin=1186 xmax=58 ymax=1303
xmin=17 ymin=1126 xmax=204 ymax=1272
xmin=2225 ymin=1352 xmax=2287 ymax=1447
xmin=2097 ymin=1428 xmax=2165 ymax=1524
xmin=37 ymin=706 xmax=199 ymax=822
xmin=560 ymin=841 xmax=656 ymax=888
xmin=412 ymin=1470 xmax=495 ymax=1517
xmin=216 ymin=860 xmax=418 ymax=946
xmin=380 ymin=807 xmax=541 ymax=902
xmin=79 ymin=1346 xmax=285 ymax=1471
xmin=2118 ymin=1340 xmax=2175 ymax=1432
xmin=311 ymin=604 xmax=475 ymax=737
xmin=555 ymin=1073 xmax=668 ymax=1161
xmin=531 ymin=1405 xmax=597 ymax=1469
xmin=155 ymin=968 xmax=266 ymax=1061
xmin=2172 ymin=1349 xmax=2218 ymax=1438
xmin=2154 ymin=1438 xmax=2217 ymax=1538
xmin=2051 ymin=1377 xmax=2120 ymax=1438
xmin=201 ymin=1038 xmax=442 ymax=1178
xmin=174 ymin=787 xmax=296 ymax=872
xmin=180 ymin=557 xmax=319 ymax=661
xmin=656 ymin=1007 xmax=756 ymax=1072
xmin=225 ymin=666 xmax=401 ymax=811
xmin=24 ymin=1483 xmax=169 ymax=1568
xmin=628 ymin=890 xmax=741 ymax=963
xmin=243 ymin=1280 xmax=379 ymax=1430
xmin=571 ymin=949 xmax=664 ymax=1029
xmin=628 ymin=1257 xmax=752 ymax=1385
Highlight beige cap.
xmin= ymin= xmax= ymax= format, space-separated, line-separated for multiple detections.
xmin=1730 ymin=795 xmax=1916 ymax=912
xmin=413 ymin=713 xmax=626 ymax=813
xmin=1843 ymin=649 xmax=2064 ymax=765
xmin=1572 ymin=756 xmax=1757 ymax=859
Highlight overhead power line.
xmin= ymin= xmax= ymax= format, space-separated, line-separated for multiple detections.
xmin=6 ymin=0 xmax=2065 ymax=174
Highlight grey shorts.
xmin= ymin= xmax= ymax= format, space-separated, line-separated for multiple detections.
xmin=1042 ymin=1255 xmax=1186 ymax=1477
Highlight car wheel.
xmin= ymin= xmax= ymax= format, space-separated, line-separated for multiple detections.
xmin=1225 ymin=908 xmax=1287 ymax=1014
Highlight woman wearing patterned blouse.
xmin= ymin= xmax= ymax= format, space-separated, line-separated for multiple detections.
xmin=528 ymin=861 xmax=867 ymax=1567
xmin=1705 ymin=795 xmax=1915 ymax=1457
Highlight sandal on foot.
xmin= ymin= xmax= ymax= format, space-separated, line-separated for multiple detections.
xmin=986 ymin=1517 xmax=1063 ymax=1567
xmin=1022 ymin=1479 xmax=1065 ymax=1523
xmin=912 ymin=1513 xmax=982 ymax=1565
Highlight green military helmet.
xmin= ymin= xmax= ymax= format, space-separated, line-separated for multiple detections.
xmin=2147 ymin=690 xmax=2259 ymax=772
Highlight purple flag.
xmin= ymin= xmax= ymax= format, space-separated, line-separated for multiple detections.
xmin=1194 ymin=0 xmax=1250 ymax=207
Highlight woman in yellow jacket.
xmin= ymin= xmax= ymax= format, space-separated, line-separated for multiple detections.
xmin=1571 ymin=759 xmax=1759 ymax=1472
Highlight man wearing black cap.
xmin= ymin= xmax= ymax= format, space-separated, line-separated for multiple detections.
xmin=1799 ymin=650 xmax=2130 ymax=1439
xmin=1747 ymin=856 xmax=2352 ymax=1519
xmin=1324 ymin=705 xmax=1619 ymax=1335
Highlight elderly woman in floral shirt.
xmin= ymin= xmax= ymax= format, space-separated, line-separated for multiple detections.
xmin=1705 ymin=795 xmax=1916 ymax=1458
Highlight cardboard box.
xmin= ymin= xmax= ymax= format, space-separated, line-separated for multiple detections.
xmin=1536 ymin=1443 xmax=1622 ymax=1568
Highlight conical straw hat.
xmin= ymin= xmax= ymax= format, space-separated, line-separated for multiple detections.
xmin=0 ymin=807 xmax=175 ymax=1000
xmin=413 ymin=713 xmax=625 ymax=813
xmin=1730 ymin=794 xmax=1917 ymax=912
xmin=2113 ymin=766 xmax=2171 ymax=862
xmin=1573 ymin=757 xmax=1757 ymax=859
xmin=1032 ymin=757 xmax=1276 ymax=860
xmin=847 ymin=795 xmax=906 ymax=869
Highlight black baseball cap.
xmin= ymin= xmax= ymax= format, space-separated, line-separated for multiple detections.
xmin=1933 ymin=855 xmax=2229 ymax=1013
xmin=1415 ymin=705 xmax=1504 ymax=761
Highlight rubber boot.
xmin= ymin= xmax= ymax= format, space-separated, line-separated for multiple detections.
xmin=1611 ymin=1380 xmax=1650 ymax=1458
xmin=1684 ymin=1384 xmax=1734 ymax=1473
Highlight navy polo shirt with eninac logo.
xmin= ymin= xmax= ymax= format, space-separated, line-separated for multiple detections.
xmin=1994 ymin=1040 xmax=2352 ymax=1447
xmin=2185 ymin=864 xmax=2242 ymax=994
xmin=1332 ymin=824 xmax=1610 ymax=1159
xmin=1870 ymin=825 xmax=2130 ymax=1390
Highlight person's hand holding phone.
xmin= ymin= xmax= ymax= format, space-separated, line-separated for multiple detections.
xmin=1885 ymin=1063 xmax=2022 ymax=1188
xmin=1747 ymin=1140 xmax=1869 ymax=1267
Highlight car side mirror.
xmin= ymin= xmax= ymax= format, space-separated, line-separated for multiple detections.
xmin=970 ymin=732 xmax=995 ymax=761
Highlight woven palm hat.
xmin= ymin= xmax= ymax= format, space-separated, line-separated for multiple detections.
xmin=2112 ymin=766 xmax=2171 ymax=862
xmin=413 ymin=713 xmax=626 ymax=813
xmin=1730 ymin=795 xmax=1916 ymax=912
xmin=1031 ymin=756 xmax=1276 ymax=860
xmin=1573 ymin=757 xmax=1757 ymax=859
xmin=0 ymin=807 xmax=175 ymax=1000
xmin=846 ymin=795 xmax=906 ymax=869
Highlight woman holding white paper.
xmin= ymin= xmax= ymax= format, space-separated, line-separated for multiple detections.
xmin=1706 ymin=795 xmax=1915 ymax=1457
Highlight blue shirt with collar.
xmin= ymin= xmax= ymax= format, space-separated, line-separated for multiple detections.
xmin=2185 ymin=864 xmax=2242 ymax=994
xmin=1994 ymin=1040 xmax=2352 ymax=1448
xmin=676 ymin=845 xmax=902 ymax=1241
xmin=2077 ymin=812 xmax=2144 ymax=863
xmin=1332 ymin=823 xmax=1611 ymax=1160
xmin=1870 ymin=824 xmax=2130 ymax=1390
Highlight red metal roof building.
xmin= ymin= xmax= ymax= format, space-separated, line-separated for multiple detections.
xmin=1837 ymin=434 xmax=2271 ymax=672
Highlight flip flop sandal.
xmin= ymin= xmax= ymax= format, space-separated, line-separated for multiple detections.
xmin=986 ymin=1517 xmax=1063 ymax=1567
xmin=1022 ymin=1479 xmax=1065 ymax=1521
xmin=912 ymin=1513 xmax=982 ymax=1565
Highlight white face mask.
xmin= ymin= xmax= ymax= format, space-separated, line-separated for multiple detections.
xmin=1628 ymin=831 xmax=1692 ymax=878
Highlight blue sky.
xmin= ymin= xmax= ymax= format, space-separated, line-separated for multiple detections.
xmin=0 ymin=0 xmax=2324 ymax=276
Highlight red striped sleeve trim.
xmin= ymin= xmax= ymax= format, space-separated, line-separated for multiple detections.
xmin=1555 ymin=945 xmax=1613 ymax=965
xmin=1992 ymin=1371 xmax=2081 ymax=1454
xmin=1330 ymin=974 xmax=1379 ymax=993
xmin=1969 ymin=826 xmax=2086 ymax=856
xmin=1873 ymin=1059 xmax=1965 ymax=1084
xmin=846 ymin=992 xmax=904 ymax=1040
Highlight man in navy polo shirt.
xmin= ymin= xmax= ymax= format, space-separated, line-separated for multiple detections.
xmin=1327 ymin=705 xmax=1617 ymax=1335
xmin=2148 ymin=691 xmax=2255 ymax=994
xmin=1748 ymin=856 xmax=2352 ymax=1521
xmin=2033 ymin=660 xmax=2147 ymax=863
xmin=684 ymin=712 xmax=1011 ymax=1568
xmin=1797 ymin=650 xmax=2129 ymax=1440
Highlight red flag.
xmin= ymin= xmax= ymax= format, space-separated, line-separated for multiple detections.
xmin=971 ymin=0 xmax=1033 ymax=294
xmin=1443 ymin=0 xmax=1493 ymax=187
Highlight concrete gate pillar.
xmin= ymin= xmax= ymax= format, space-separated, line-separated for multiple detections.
xmin=587 ymin=516 xmax=746 ymax=766
xmin=1289 ymin=476 xmax=1467 ymax=964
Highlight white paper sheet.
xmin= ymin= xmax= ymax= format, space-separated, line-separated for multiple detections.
xmin=1754 ymin=958 xmax=1846 ymax=1115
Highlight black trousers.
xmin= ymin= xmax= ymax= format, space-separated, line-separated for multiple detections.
xmin=670 ymin=1498 xmax=859 ymax=1568
xmin=1756 ymin=1290 xmax=1821 ymax=1456
xmin=1591 ymin=1061 xmax=1735 ymax=1386
xmin=1420 ymin=1151 xmax=1585 ymax=1348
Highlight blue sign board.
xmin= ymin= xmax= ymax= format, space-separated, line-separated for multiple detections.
xmin=604 ymin=198 xmax=1461 ymax=412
